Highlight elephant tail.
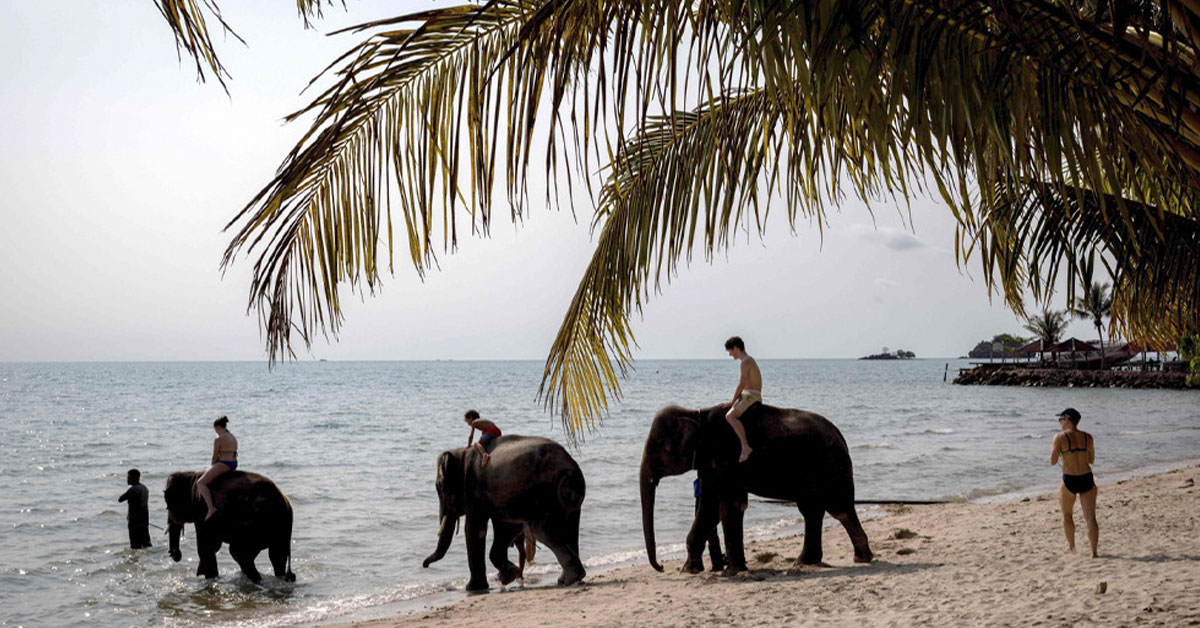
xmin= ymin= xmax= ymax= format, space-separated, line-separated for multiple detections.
xmin=557 ymin=470 xmax=585 ymax=512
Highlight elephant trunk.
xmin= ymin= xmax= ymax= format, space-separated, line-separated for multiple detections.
xmin=168 ymin=521 xmax=183 ymax=562
xmin=422 ymin=515 xmax=455 ymax=568
xmin=640 ymin=465 xmax=663 ymax=572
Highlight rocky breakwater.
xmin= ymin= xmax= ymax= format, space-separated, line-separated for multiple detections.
xmin=954 ymin=366 xmax=1189 ymax=389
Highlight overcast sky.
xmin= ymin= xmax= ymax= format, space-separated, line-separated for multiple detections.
xmin=0 ymin=2 xmax=1102 ymax=362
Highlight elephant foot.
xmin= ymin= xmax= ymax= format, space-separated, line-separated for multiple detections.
xmin=797 ymin=553 xmax=823 ymax=566
xmin=710 ymin=556 xmax=726 ymax=572
xmin=498 ymin=565 xmax=522 ymax=586
xmin=284 ymin=571 xmax=297 ymax=582
xmin=720 ymin=564 xmax=747 ymax=577
xmin=678 ymin=559 xmax=705 ymax=575
xmin=557 ymin=568 xmax=585 ymax=586
xmin=465 ymin=578 xmax=490 ymax=593
xmin=854 ymin=550 xmax=874 ymax=563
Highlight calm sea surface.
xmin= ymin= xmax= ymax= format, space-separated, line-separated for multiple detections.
xmin=2 ymin=359 xmax=1197 ymax=627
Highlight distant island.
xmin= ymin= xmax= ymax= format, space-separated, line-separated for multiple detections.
xmin=860 ymin=348 xmax=916 ymax=360
xmin=966 ymin=333 xmax=1028 ymax=359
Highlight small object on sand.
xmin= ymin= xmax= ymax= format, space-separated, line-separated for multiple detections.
xmin=891 ymin=528 xmax=919 ymax=540
xmin=1096 ymin=581 xmax=1107 ymax=594
xmin=1179 ymin=478 xmax=1195 ymax=489
xmin=896 ymin=548 xmax=916 ymax=555
xmin=755 ymin=551 xmax=778 ymax=563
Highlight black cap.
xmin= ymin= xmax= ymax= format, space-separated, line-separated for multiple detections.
xmin=1058 ymin=408 xmax=1081 ymax=423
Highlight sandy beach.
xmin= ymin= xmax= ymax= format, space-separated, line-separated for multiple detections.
xmin=330 ymin=465 xmax=1200 ymax=628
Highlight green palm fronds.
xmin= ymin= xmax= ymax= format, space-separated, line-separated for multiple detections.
xmin=221 ymin=0 xmax=1200 ymax=437
xmin=221 ymin=0 xmax=619 ymax=363
xmin=151 ymin=0 xmax=341 ymax=90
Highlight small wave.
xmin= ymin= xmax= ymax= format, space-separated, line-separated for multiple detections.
xmin=1017 ymin=434 xmax=1044 ymax=440
xmin=854 ymin=442 xmax=892 ymax=449
xmin=925 ymin=428 xmax=955 ymax=435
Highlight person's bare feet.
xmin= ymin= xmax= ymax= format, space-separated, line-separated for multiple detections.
xmin=739 ymin=447 xmax=752 ymax=463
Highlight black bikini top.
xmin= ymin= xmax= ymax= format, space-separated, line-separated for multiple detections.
xmin=1062 ymin=432 xmax=1089 ymax=454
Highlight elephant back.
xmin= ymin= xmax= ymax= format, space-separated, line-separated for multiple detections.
xmin=482 ymin=435 xmax=585 ymax=509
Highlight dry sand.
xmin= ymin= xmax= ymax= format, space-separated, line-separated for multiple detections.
xmin=330 ymin=466 xmax=1200 ymax=627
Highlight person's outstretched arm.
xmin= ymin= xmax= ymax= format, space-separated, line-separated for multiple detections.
xmin=1050 ymin=433 xmax=1062 ymax=465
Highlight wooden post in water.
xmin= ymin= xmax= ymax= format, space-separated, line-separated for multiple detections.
xmin=944 ymin=363 xmax=949 ymax=382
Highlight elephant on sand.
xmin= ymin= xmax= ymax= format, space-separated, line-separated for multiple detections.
xmin=163 ymin=470 xmax=296 ymax=582
xmin=422 ymin=435 xmax=586 ymax=591
xmin=640 ymin=403 xmax=873 ymax=574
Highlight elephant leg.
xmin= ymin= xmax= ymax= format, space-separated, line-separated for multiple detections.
xmin=706 ymin=525 xmax=725 ymax=572
xmin=798 ymin=505 xmax=825 ymax=565
xmin=489 ymin=520 xmax=523 ymax=585
xmin=229 ymin=544 xmax=263 ymax=583
xmin=683 ymin=489 xmax=721 ymax=574
xmin=269 ymin=538 xmax=295 ymax=582
xmin=830 ymin=504 xmax=874 ymax=563
xmin=533 ymin=512 xmax=585 ymax=586
xmin=464 ymin=513 xmax=490 ymax=592
xmin=194 ymin=527 xmax=220 ymax=579
xmin=719 ymin=494 xmax=748 ymax=574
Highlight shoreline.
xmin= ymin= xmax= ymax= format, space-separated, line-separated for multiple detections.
xmin=319 ymin=462 xmax=1200 ymax=628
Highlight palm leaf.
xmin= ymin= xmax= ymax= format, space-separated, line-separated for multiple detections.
xmin=151 ymin=0 xmax=343 ymax=90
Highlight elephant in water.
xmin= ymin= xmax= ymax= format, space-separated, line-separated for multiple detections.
xmin=163 ymin=470 xmax=296 ymax=582
xmin=640 ymin=403 xmax=873 ymax=574
xmin=422 ymin=435 xmax=586 ymax=591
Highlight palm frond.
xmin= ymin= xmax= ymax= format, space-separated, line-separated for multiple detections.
xmin=151 ymin=0 xmax=346 ymax=89
xmin=222 ymin=0 xmax=623 ymax=364
xmin=152 ymin=0 xmax=243 ymax=91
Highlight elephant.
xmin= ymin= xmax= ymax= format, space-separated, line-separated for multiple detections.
xmin=163 ymin=470 xmax=296 ymax=583
xmin=640 ymin=403 xmax=873 ymax=574
xmin=422 ymin=435 xmax=586 ymax=591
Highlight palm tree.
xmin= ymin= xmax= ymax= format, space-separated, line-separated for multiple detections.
xmin=1023 ymin=310 xmax=1070 ymax=365
xmin=1070 ymin=281 xmax=1114 ymax=369
xmin=162 ymin=1 xmax=1200 ymax=437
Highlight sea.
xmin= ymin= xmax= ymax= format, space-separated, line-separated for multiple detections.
xmin=2 ymin=359 xmax=1197 ymax=628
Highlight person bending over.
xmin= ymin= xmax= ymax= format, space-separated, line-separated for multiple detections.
xmin=724 ymin=336 xmax=762 ymax=463
xmin=464 ymin=409 xmax=500 ymax=467
xmin=1050 ymin=407 xmax=1099 ymax=557
xmin=197 ymin=415 xmax=238 ymax=521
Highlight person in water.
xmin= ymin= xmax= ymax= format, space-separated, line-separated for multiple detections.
xmin=118 ymin=468 xmax=151 ymax=549
xmin=1050 ymin=407 xmax=1099 ymax=557
xmin=724 ymin=336 xmax=762 ymax=463
xmin=464 ymin=409 xmax=500 ymax=467
xmin=197 ymin=415 xmax=238 ymax=521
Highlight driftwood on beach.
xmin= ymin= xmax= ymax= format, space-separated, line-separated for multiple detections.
xmin=953 ymin=365 xmax=1189 ymax=389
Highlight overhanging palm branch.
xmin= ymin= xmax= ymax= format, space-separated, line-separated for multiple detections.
xmin=151 ymin=0 xmax=342 ymax=90
xmin=223 ymin=0 xmax=1200 ymax=438
xmin=221 ymin=0 xmax=628 ymax=363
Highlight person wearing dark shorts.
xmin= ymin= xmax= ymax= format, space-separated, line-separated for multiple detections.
xmin=1050 ymin=408 xmax=1099 ymax=557
xmin=118 ymin=469 xmax=151 ymax=549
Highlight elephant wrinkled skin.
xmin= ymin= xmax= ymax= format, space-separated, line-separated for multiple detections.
xmin=422 ymin=435 xmax=586 ymax=591
xmin=163 ymin=470 xmax=296 ymax=582
xmin=640 ymin=403 xmax=873 ymax=574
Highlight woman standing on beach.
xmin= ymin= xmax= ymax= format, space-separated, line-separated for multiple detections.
xmin=1050 ymin=408 xmax=1098 ymax=557
xmin=197 ymin=415 xmax=238 ymax=521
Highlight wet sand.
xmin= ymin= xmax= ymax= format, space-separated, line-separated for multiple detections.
xmin=328 ymin=465 xmax=1200 ymax=627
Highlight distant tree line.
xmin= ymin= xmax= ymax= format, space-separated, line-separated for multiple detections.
xmin=860 ymin=347 xmax=916 ymax=360
xmin=967 ymin=334 xmax=1029 ymax=359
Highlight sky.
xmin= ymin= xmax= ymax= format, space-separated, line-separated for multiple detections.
xmin=0 ymin=1 xmax=1102 ymax=362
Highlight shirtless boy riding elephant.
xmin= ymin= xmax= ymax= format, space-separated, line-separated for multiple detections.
xmin=725 ymin=336 xmax=762 ymax=463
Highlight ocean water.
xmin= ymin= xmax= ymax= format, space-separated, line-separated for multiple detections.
xmin=1 ymin=359 xmax=1197 ymax=628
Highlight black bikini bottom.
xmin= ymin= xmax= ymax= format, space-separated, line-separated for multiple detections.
xmin=1062 ymin=472 xmax=1095 ymax=494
